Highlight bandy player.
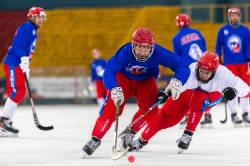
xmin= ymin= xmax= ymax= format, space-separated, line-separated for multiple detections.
xmin=130 ymin=51 xmax=250 ymax=153
xmin=90 ymin=49 xmax=107 ymax=107
xmin=215 ymin=7 xmax=250 ymax=127
xmin=0 ymin=7 xmax=46 ymax=137
xmin=82 ymin=27 xmax=190 ymax=156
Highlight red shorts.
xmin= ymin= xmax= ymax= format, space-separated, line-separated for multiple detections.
xmin=99 ymin=73 xmax=159 ymax=131
xmin=4 ymin=64 xmax=26 ymax=103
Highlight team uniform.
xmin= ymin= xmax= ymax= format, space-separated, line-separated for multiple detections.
xmin=131 ymin=51 xmax=249 ymax=153
xmin=90 ymin=58 xmax=107 ymax=106
xmin=172 ymin=14 xmax=212 ymax=128
xmin=215 ymin=7 xmax=250 ymax=127
xmin=82 ymin=27 xmax=190 ymax=156
xmin=0 ymin=7 xmax=46 ymax=137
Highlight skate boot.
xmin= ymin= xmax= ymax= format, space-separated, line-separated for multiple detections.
xmin=82 ymin=136 xmax=101 ymax=157
xmin=119 ymin=129 xmax=136 ymax=151
xmin=179 ymin=115 xmax=188 ymax=129
xmin=0 ymin=117 xmax=19 ymax=137
xmin=231 ymin=113 xmax=243 ymax=127
xmin=200 ymin=114 xmax=213 ymax=129
xmin=130 ymin=137 xmax=148 ymax=152
xmin=242 ymin=112 xmax=250 ymax=127
xmin=176 ymin=130 xmax=193 ymax=154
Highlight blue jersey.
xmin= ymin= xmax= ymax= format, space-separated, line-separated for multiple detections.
xmin=4 ymin=21 xmax=37 ymax=66
xmin=90 ymin=58 xmax=106 ymax=82
xmin=172 ymin=27 xmax=206 ymax=66
xmin=215 ymin=24 xmax=250 ymax=65
xmin=103 ymin=43 xmax=190 ymax=90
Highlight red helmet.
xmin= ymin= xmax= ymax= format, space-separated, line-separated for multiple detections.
xmin=176 ymin=14 xmax=190 ymax=28
xmin=132 ymin=27 xmax=155 ymax=62
xmin=27 ymin=6 xmax=46 ymax=20
xmin=227 ymin=7 xmax=241 ymax=26
xmin=198 ymin=51 xmax=219 ymax=72
xmin=228 ymin=7 xmax=241 ymax=16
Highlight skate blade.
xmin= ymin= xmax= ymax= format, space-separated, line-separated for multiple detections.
xmin=234 ymin=124 xmax=243 ymax=128
xmin=178 ymin=148 xmax=184 ymax=154
xmin=200 ymin=124 xmax=213 ymax=129
xmin=0 ymin=129 xmax=18 ymax=137
xmin=82 ymin=152 xmax=89 ymax=158
xmin=244 ymin=122 xmax=250 ymax=127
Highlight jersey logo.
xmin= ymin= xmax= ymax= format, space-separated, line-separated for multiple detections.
xmin=227 ymin=35 xmax=241 ymax=53
xmin=126 ymin=65 xmax=147 ymax=75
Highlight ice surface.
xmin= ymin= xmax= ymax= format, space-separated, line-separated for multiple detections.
xmin=1 ymin=103 xmax=250 ymax=166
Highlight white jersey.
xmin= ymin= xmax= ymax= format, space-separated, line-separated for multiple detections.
xmin=181 ymin=62 xmax=249 ymax=97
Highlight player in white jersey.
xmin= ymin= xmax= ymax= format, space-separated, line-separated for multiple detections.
xmin=130 ymin=51 xmax=249 ymax=153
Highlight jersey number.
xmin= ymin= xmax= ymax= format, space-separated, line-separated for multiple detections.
xmin=189 ymin=44 xmax=203 ymax=60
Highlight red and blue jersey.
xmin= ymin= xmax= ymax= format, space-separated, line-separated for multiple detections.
xmin=103 ymin=43 xmax=190 ymax=90
xmin=4 ymin=21 xmax=37 ymax=66
xmin=215 ymin=24 xmax=250 ymax=64
xmin=172 ymin=27 xmax=206 ymax=65
xmin=90 ymin=58 xmax=106 ymax=82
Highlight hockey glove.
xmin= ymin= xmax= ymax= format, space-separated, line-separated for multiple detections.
xmin=164 ymin=78 xmax=182 ymax=100
xmin=19 ymin=56 xmax=30 ymax=78
xmin=157 ymin=90 xmax=169 ymax=104
xmin=111 ymin=86 xmax=124 ymax=105
xmin=222 ymin=87 xmax=237 ymax=101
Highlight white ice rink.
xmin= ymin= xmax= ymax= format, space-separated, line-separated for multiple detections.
xmin=1 ymin=103 xmax=250 ymax=166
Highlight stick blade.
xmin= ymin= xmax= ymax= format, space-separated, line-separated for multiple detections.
xmin=111 ymin=147 xmax=129 ymax=160
xmin=37 ymin=124 xmax=54 ymax=130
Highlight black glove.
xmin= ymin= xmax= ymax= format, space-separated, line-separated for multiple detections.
xmin=157 ymin=90 xmax=169 ymax=104
xmin=222 ymin=87 xmax=237 ymax=101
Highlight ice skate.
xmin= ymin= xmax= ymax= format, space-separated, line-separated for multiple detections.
xmin=231 ymin=113 xmax=243 ymax=127
xmin=82 ymin=137 xmax=101 ymax=157
xmin=119 ymin=129 xmax=136 ymax=152
xmin=179 ymin=115 xmax=188 ymax=129
xmin=200 ymin=114 xmax=213 ymax=129
xmin=176 ymin=130 xmax=193 ymax=154
xmin=130 ymin=137 xmax=148 ymax=152
xmin=242 ymin=112 xmax=250 ymax=127
xmin=0 ymin=117 xmax=19 ymax=137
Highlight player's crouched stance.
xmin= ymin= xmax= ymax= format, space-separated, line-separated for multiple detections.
xmin=130 ymin=51 xmax=250 ymax=153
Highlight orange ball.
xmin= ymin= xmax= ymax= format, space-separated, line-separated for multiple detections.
xmin=128 ymin=155 xmax=135 ymax=163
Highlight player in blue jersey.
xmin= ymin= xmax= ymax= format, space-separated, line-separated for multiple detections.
xmin=0 ymin=7 xmax=46 ymax=137
xmin=215 ymin=7 xmax=250 ymax=127
xmin=90 ymin=49 xmax=107 ymax=107
xmin=172 ymin=14 xmax=212 ymax=129
xmin=82 ymin=27 xmax=190 ymax=156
